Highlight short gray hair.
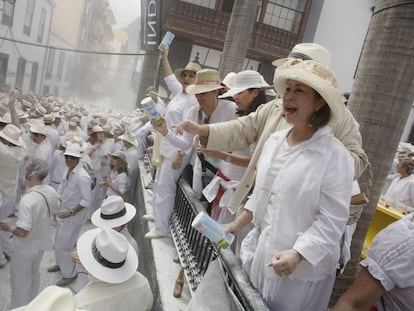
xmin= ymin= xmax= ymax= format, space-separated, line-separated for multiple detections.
xmin=27 ymin=159 xmax=49 ymax=181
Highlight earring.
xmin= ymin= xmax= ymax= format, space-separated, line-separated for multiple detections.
xmin=308 ymin=112 xmax=316 ymax=127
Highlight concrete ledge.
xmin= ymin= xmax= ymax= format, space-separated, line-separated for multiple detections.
xmin=130 ymin=161 xmax=190 ymax=311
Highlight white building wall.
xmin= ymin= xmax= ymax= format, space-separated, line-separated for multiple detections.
xmin=46 ymin=33 xmax=73 ymax=97
xmin=0 ymin=0 xmax=53 ymax=93
xmin=312 ymin=0 xmax=376 ymax=93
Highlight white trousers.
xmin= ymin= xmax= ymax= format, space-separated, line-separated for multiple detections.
xmin=90 ymin=176 xmax=106 ymax=218
xmin=9 ymin=250 xmax=44 ymax=309
xmin=54 ymin=220 xmax=83 ymax=278
xmin=152 ymin=157 xmax=186 ymax=236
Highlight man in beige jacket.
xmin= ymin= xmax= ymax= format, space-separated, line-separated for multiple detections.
xmin=182 ymin=43 xmax=369 ymax=214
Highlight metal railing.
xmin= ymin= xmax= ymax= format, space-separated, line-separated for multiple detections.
xmin=169 ymin=177 xmax=270 ymax=311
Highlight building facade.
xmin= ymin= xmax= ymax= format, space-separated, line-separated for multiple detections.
xmin=163 ymin=0 xmax=313 ymax=83
xmin=0 ymin=0 xmax=54 ymax=93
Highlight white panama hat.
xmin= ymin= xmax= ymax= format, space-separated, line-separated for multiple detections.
xmin=92 ymin=195 xmax=136 ymax=228
xmin=274 ymin=59 xmax=344 ymax=123
xmin=63 ymin=142 xmax=82 ymax=158
xmin=0 ymin=112 xmax=11 ymax=124
xmin=221 ymin=72 xmax=236 ymax=88
xmin=30 ymin=122 xmax=48 ymax=136
xmin=35 ymin=105 xmax=47 ymax=116
xmin=77 ymin=228 xmax=138 ymax=284
xmin=220 ymin=70 xmax=270 ymax=98
xmin=120 ymin=132 xmax=138 ymax=146
xmin=272 ymin=42 xmax=331 ymax=67
xmin=0 ymin=124 xmax=23 ymax=146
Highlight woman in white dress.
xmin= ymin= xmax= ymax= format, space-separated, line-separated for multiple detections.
xmin=102 ymin=151 xmax=128 ymax=199
xmin=383 ymin=156 xmax=414 ymax=208
xmin=225 ymin=59 xmax=354 ymax=310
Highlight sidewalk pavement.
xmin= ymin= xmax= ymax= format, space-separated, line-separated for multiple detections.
xmin=0 ymin=220 xmax=94 ymax=311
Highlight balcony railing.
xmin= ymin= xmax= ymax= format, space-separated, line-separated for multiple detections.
xmin=170 ymin=177 xmax=270 ymax=311
xmin=167 ymin=1 xmax=302 ymax=60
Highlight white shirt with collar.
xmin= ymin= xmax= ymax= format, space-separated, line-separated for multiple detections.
xmin=0 ymin=140 xmax=26 ymax=196
xmin=244 ymin=127 xmax=354 ymax=281
xmin=14 ymin=184 xmax=59 ymax=254
xmin=58 ymin=163 xmax=91 ymax=224
xmin=125 ymin=147 xmax=140 ymax=172
xmin=160 ymin=74 xmax=197 ymax=159
xmin=50 ymin=149 xmax=66 ymax=185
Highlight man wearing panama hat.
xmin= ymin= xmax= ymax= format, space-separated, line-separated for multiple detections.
xmin=28 ymin=122 xmax=53 ymax=184
xmin=72 ymin=195 xmax=139 ymax=292
xmin=146 ymin=68 xmax=237 ymax=238
xmin=0 ymin=159 xmax=58 ymax=309
xmin=74 ymin=228 xmax=153 ymax=311
xmin=144 ymin=49 xmax=200 ymax=238
xmin=48 ymin=143 xmax=91 ymax=287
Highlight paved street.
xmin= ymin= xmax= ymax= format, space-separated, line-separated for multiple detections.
xmin=0 ymin=220 xmax=95 ymax=311
xmin=0 ymin=166 xmax=190 ymax=311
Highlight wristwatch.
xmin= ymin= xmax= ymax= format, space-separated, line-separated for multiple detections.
xmin=224 ymin=154 xmax=232 ymax=163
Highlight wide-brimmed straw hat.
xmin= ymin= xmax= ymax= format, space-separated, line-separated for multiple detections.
xmin=63 ymin=143 xmax=82 ymax=158
xmin=273 ymin=43 xmax=331 ymax=67
xmin=119 ymin=132 xmax=137 ymax=146
xmin=274 ymin=59 xmax=344 ymax=122
xmin=35 ymin=105 xmax=47 ymax=116
xmin=0 ymin=124 xmax=23 ymax=146
xmin=16 ymin=109 xmax=29 ymax=119
xmin=186 ymin=69 xmax=224 ymax=95
xmin=111 ymin=150 xmax=126 ymax=162
xmin=77 ymin=228 xmax=138 ymax=284
xmin=10 ymin=286 xmax=86 ymax=311
xmin=174 ymin=62 xmax=202 ymax=80
xmin=92 ymin=195 xmax=136 ymax=228
xmin=0 ymin=113 xmax=11 ymax=124
xmin=89 ymin=125 xmax=104 ymax=136
xmin=43 ymin=114 xmax=55 ymax=124
xmin=220 ymin=70 xmax=270 ymax=98
xmin=221 ymin=72 xmax=236 ymax=88
xmin=30 ymin=122 xmax=48 ymax=136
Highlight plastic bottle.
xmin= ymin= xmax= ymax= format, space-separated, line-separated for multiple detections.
xmin=141 ymin=97 xmax=162 ymax=126
xmin=191 ymin=212 xmax=234 ymax=249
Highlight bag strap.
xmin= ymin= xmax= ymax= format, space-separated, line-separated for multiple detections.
xmin=197 ymin=109 xmax=218 ymax=175
xmin=31 ymin=190 xmax=51 ymax=217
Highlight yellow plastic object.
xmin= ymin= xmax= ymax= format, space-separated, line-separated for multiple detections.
xmin=362 ymin=201 xmax=402 ymax=258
